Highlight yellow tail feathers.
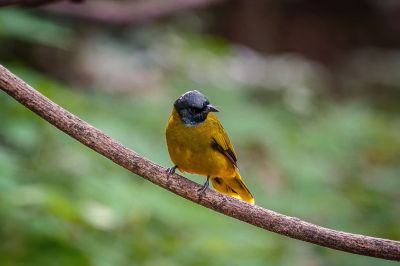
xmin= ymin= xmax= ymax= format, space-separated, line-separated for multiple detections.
xmin=210 ymin=172 xmax=255 ymax=204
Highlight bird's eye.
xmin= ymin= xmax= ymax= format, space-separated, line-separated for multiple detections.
xmin=187 ymin=107 xmax=200 ymax=114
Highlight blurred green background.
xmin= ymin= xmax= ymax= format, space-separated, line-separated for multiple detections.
xmin=0 ymin=1 xmax=399 ymax=266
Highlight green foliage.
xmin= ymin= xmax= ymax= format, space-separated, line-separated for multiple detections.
xmin=1 ymin=70 xmax=399 ymax=265
xmin=0 ymin=9 xmax=72 ymax=48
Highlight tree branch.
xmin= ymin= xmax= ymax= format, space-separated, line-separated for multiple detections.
xmin=0 ymin=64 xmax=399 ymax=261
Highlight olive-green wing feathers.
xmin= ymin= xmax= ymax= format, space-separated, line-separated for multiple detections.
xmin=211 ymin=120 xmax=238 ymax=168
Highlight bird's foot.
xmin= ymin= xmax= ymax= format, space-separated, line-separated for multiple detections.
xmin=166 ymin=165 xmax=178 ymax=176
xmin=198 ymin=176 xmax=210 ymax=194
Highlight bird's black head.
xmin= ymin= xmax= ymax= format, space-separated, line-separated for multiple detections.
xmin=174 ymin=90 xmax=219 ymax=126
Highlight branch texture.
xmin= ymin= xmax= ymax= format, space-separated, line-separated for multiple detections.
xmin=0 ymin=64 xmax=399 ymax=261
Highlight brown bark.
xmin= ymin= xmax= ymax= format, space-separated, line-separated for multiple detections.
xmin=0 ymin=64 xmax=399 ymax=261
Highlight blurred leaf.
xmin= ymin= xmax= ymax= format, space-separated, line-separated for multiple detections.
xmin=0 ymin=9 xmax=72 ymax=48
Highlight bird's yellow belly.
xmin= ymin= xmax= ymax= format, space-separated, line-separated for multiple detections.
xmin=166 ymin=121 xmax=235 ymax=178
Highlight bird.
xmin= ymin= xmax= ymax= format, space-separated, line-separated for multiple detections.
xmin=165 ymin=90 xmax=254 ymax=204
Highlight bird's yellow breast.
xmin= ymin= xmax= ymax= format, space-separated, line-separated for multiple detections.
xmin=166 ymin=109 xmax=235 ymax=178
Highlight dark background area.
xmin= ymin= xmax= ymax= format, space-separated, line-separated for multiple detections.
xmin=0 ymin=0 xmax=399 ymax=265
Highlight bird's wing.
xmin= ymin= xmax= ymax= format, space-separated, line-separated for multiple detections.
xmin=211 ymin=119 xmax=238 ymax=168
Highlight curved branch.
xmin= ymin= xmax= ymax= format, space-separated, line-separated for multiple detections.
xmin=0 ymin=64 xmax=399 ymax=261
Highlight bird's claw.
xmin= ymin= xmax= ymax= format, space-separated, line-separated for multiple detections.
xmin=197 ymin=185 xmax=208 ymax=194
xmin=166 ymin=165 xmax=177 ymax=176
xmin=197 ymin=176 xmax=210 ymax=194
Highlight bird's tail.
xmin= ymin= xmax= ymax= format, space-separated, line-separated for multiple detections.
xmin=210 ymin=172 xmax=255 ymax=204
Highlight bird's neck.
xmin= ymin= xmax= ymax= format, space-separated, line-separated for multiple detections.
xmin=173 ymin=108 xmax=208 ymax=127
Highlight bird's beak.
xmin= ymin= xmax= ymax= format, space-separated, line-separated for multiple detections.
xmin=206 ymin=104 xmax=219 ymax=112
